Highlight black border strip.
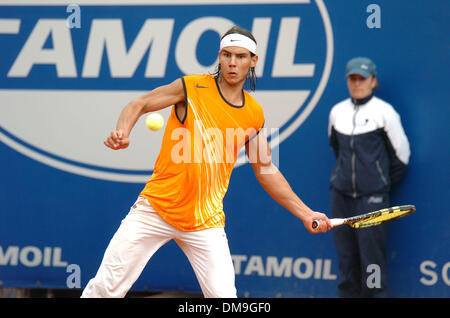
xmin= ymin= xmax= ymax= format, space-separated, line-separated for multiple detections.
xmin=214 ymin=76 xmax=245 ymax=108
xmin=175 ymin=77 xmax=188 ymax=124
xmin=245 ymin=120 xmax=265 ymax=145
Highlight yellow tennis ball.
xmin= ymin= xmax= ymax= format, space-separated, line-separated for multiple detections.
xmin=145 ymin=113 xmax=164 ymax=131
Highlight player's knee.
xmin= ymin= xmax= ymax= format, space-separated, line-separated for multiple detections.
xmin=81 ymin=276 xmax=128 ymax=298
xmin=204 ymin=284 xmax=237 ymax=298
xmin=202 ymin=273 xmax=237 ymax=298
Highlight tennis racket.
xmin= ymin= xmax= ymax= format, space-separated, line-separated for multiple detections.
xmin=312 ymin=205 xmax=415 ymax=230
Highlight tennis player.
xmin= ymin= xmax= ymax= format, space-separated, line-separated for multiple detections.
xmin=81 ymin=26 xmax=331 ymax=298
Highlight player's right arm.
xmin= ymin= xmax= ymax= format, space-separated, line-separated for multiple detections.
xmin=104 ymin=78 xmax=185 ymax=150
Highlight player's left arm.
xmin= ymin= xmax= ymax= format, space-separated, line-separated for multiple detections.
xmin=245 ymin=131 xmax=331 ymax=233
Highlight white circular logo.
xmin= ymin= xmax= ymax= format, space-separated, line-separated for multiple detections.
xmin=0 ymin=0 xmax=333 ymax=183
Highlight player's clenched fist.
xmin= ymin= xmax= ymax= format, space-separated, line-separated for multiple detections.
xmin=304 ymin=211 xmax=332 ymax=234
xmin=104 ymin=129 xmax=130 ymax=150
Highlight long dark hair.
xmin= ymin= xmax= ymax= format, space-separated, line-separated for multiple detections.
xmin=212 ymin=26 xmax=257 ymax=91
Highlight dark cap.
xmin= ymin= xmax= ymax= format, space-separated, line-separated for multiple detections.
xmin=346 ymin=57 xmax=377 ymax=78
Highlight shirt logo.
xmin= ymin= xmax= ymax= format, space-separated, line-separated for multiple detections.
xmin=368 ymin=196 xmax=383 ymax=204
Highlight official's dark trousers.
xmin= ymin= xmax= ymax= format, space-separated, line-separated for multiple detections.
xmin=330 ymin=187 xmax=389 ymax=298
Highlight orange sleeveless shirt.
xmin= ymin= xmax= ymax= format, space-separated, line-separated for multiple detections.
xmin=140 ymin=74 xmax=265 ymax=231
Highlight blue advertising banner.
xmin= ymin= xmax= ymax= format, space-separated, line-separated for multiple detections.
xmin=0 ymin=0 xmax=448 ymax=297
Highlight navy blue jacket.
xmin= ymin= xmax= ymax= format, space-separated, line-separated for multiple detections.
xmin=328 ymin=96 xmax=410 ymax=198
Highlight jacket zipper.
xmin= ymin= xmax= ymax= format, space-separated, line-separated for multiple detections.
xmin=350 ymin=105 xmax=359 ymax=198
xmin=376 ymin=160 xmax=388 ymax=185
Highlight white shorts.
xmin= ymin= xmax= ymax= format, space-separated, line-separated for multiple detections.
xmin=81 ymin=197 xmax=237 ymax=298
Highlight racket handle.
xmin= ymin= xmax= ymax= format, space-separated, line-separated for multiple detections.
xmin=312 ymin=218 xmax=345 ymax=229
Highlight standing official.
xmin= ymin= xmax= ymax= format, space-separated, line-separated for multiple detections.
xmin=328 ymin=57 xmax=410 ymax=297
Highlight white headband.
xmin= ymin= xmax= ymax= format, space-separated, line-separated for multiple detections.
xmin=220 ymin=33 xmax=257 ymax=55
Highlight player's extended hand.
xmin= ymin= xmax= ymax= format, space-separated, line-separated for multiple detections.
xmin=104 ymin=129 xmax=130 ymax=150
xmin=304 ymin=211 xmax=332 ymax=234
